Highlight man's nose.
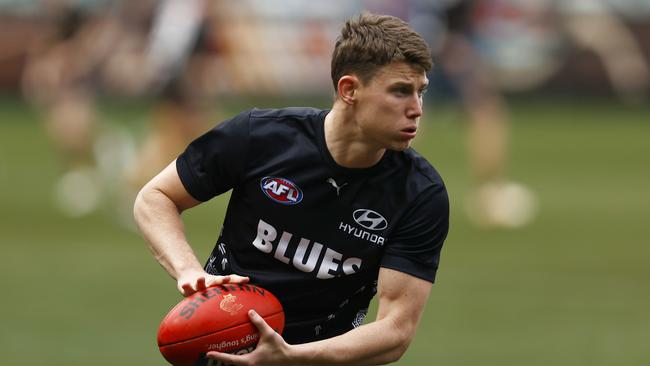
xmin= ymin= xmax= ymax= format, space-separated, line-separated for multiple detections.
xmin=406 ymin=95 xmax=423 ymax=119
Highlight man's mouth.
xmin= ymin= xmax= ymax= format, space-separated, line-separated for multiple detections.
xmin=402 ymin=127 xmax=417 ymax=133
xmin=399 ymin=126 xmax=418 ymax=139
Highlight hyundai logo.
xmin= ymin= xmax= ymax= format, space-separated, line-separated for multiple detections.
xmin=353 ymin=209 xmax=388 ymax=230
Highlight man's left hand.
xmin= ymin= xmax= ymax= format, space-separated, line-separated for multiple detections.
xmin=206 ymin=310 xmax=293 ymax=366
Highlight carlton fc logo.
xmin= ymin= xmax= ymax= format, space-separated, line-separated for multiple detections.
xmin=261 ymin=177 xmax=303 ymax=205
xmin=353 ymin=209 xmax=388 ymax=230
xmin=220 ymin=294 xmax=244 ymax=316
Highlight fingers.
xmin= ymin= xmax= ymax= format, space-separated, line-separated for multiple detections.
xmin=180 ymin=282 xmax=195 ymax=296
xmin=178 ymin=275 xmax=207 ymax=296
xmin=178 ymin=273 xmax=251 ymax=296
xmin=204 ymin=275 xmax=230 ymax=288
xmin=196 ymin=276 xmax=207 ymax=291
xmin=205 ymin=274 xmax=229 ymax=287
xmin=228 ymin=274 xmax=251 ymax=284
xmin=205 ymin=274 xmax=250 ymax=287
xmin=206 ymin=312 xmax=287 ymax=365
xmin=248 ymin=310 xmax=273 ymax=337
xmin=206 ymin=351 xmax=246 ymax=365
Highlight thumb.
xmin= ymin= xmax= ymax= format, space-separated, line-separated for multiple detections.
xmin=248 ymin=310 xmax=272 ymax=336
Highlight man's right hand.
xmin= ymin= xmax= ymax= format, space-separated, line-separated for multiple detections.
xmin=176 ymin=269 xmax=250 ymax=296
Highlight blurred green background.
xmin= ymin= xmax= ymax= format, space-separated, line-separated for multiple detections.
xmin=1 ymin=95 xmax=648 ymax=365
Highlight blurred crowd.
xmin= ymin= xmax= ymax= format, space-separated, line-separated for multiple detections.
xmin=1 ymin=0 xmax=649 ymax=227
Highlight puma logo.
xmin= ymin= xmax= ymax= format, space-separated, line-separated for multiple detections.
xmin=326 ymin=178 xmax=348 ymax=196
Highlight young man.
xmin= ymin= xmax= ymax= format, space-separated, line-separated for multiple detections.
xmin=134 ymin=13 xmax=449 ymax=365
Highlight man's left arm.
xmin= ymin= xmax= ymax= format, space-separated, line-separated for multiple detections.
xmin=207 ymin=267 xmax=432 ymax=366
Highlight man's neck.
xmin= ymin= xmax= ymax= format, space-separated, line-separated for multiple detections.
xmin=324 ymin=105 xmax=386 ymax=169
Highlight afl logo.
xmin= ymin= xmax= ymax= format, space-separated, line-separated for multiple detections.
xmin=353 ymin=209 xmax=388 ymax=230
xmin=261 ymin=177 xmax=303 ymax=205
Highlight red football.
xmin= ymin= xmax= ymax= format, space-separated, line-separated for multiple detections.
xmin=157 ymin=284 xmax=285 ymax=366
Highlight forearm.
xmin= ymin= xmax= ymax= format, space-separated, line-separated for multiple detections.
xmin=291 ymin=317 xmax=411 ymax=366
xmin=133 ymin=186 xmax=203 ymax=279
xmin=289 ymin=268 xmax=432 ymax=366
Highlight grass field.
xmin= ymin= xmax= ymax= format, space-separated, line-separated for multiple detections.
xmin=1 ymin=95 xmax=648 ymax=365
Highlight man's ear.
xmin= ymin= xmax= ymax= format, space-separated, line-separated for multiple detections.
xmin=337 ymin=75 xmax=359 ymax=105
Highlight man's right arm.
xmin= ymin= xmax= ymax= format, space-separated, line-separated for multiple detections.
xmin=133 ymin=160 xmax=248 ymax=296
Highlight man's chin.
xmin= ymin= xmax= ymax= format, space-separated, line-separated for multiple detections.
xmin=388 ymin=141 xmax=412 ymax=151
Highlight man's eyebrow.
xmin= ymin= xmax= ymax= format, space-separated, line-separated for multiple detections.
xmin=389 ymin=81 xmax=413 ymax=86
xmin=389 ymin=80 xmax=429 ymax=88
xmin=388 ymin=81 xmax=416 ymax=89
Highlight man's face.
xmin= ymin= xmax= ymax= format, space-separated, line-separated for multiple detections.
xmin=353 ymin=62 xmax=428 ymax=151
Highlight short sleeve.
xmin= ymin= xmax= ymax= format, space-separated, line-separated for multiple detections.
xmin=381 ymin=184 xmax=449 ymax=283
xmin=176 ymin=110 xmax=251 ymax=201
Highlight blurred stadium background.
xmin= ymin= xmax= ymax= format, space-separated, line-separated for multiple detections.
xmin=1 ymin=0 xmax=649 ymax=365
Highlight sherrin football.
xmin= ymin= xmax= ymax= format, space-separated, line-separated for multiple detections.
xmin=157 ymin=284 xmax=285 ymax=366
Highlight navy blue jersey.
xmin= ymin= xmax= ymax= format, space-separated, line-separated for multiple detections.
xmin=176 ymin=107 xmax=449 ymax=344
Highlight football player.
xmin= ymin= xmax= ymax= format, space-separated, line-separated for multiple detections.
xmin=135 ymin=13 xmax=449 ymax=365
